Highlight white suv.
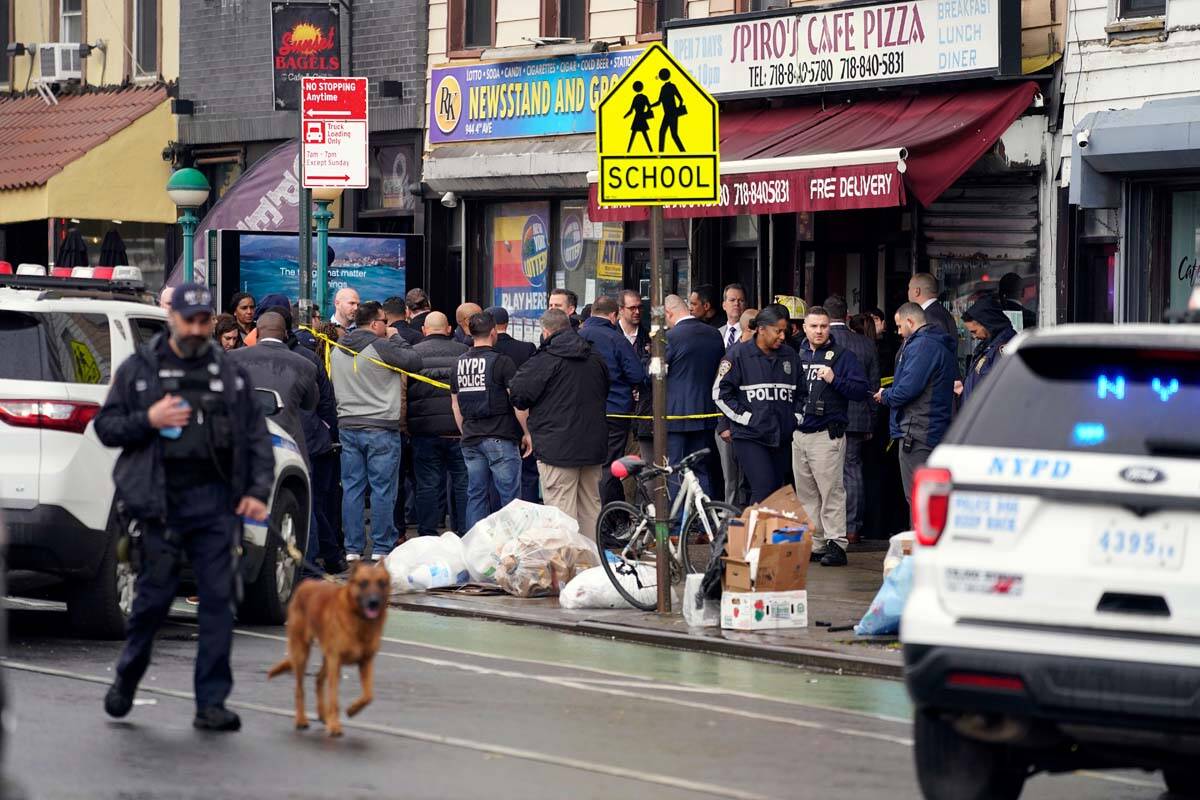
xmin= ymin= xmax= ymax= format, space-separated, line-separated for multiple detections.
xmin=901 ymin=323 xmax=1200 ymax=800
xmin=0 ymin=272 xmax=309 ymax=638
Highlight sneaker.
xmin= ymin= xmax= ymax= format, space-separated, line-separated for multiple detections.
xmin=345 ymin=553 xmax=362 ymax=563
xmin=820 ymin=545 xmax=848 ymax=567
xmin=193 ymin=706 xmax=241 ymax=732
xmin=104 ymin=680 xmax=135 ymax=719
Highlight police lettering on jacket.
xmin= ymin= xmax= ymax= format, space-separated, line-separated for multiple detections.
xmin=455 ymin=348 xmax=513 ymax=420
xmin=713 ymin=340 xmax=801 ymax=448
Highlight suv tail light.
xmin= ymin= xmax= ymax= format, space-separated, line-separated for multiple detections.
xmin=0 ymin=400 xmax=100 ymax=434
xmin=912 ymin=467 xmax=952 ymax=546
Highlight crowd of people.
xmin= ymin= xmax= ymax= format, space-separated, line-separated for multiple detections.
xmin=187 ymin=270 xmax=1020 ymax=574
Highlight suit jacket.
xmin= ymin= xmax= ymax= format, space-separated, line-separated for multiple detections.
xmin=829 ymin=323 xmax=880 ymax=434
xmin=228 ymin=339 xmax=318 ymax=461
xmin=665 ymin=317 xmax=725 ymax=432
xmin=495 ymin=332 xmax=537 ymax=369
xmin=717 ymin=321 xmax=742 ymax=350
xmin=924 ymin=300 xmax=959 ymax=341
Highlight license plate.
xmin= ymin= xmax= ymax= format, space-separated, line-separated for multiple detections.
xmin=1090 ymin=522 xmax=1186 ymax=570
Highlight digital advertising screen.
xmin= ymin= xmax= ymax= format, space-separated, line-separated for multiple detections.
xmin=216 ymin=230 xmax=422 ymax=315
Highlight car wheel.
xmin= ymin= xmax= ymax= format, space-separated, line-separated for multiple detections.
xmin=239 ymin=488 xmax=301 ymax=625
xmin=1165 ymin=766 xmax=1200 ymax=798
xmin=914 ymin=710 xmax=1027 ymax=800
xmin=67 ymin=526 xmax=130 ymax=640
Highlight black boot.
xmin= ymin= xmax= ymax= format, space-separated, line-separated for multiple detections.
xmin=104 ymin=679 xmax=135 ymax=719
xmin=193 ymin=706 xmax=241 ymax=732
xmin=820 ymin=544 xmax=848 ymax=567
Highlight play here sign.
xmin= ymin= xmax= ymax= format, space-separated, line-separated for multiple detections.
xmin=596 ymin=44 xmax=719 ymax=206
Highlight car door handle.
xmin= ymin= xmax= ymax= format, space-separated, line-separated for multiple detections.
xmin=1096 ymin=592 xmax=1171 ymax=617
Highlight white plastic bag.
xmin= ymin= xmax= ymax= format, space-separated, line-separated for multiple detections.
xmin=496 ymin=525 xmax=600 ymax=598
xmin=681 ymin=573 xmax=720 ymax=628
xmin=883 ymin=531 xmax=916 ymax=578
xmin=462 ymin=500 xmax=580 ymax=584
xmin=384 ymin=532 xmax=469 ymax=593
xmin=559 ymin=565 xmax=650 ymax=609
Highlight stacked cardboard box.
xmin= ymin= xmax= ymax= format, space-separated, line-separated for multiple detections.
xmin=719 ymin=486 xmax=813 ymax=631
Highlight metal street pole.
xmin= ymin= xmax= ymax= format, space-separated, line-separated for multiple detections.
xmin=299 ymin=187 xmax=313 ymax=318
xmin=181 ymin=208 xmax=198 ymax=283
xmin=314 ymin=198 xmax=333 ymax=317
xmin=649 ymin=205 xmax=671 ymax=614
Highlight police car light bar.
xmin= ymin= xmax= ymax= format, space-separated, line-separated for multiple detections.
xmin=16 ymin=264 xmax=47 ymax=276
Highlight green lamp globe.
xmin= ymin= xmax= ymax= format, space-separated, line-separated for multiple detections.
xmin=166 ymin=168 xmax=211 ymax=208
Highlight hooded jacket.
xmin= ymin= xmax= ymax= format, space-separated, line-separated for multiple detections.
xmin=578 ymin=316 xmax=645 ymax=414
xmin=407 ymin=333 xmax=468 ymax=437
xmin=881 ymin=324 xmax=958 ymax=446
xmin=962 ymin=295 xmax=1017 ymax=402
xmin=510 ymin=328 xmax=610 ymax=467
xmin=330 ymin=328 xmax=422 ymax=429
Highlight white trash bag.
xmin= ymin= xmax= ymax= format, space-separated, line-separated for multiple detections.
xmin=883 ymin=531 xmax=916 ymax=579
xmin=559 ymin=565 xmax=650 ymax=609
xmin=495 ymin=526 xmax=600 ymax=598
xmin=681 ymin=572 xmax=720 ymax=628
xmin=384 ymin=531 xmax=469 ymax=593
xmin=462 ymin=500 xmax=580 ymax=584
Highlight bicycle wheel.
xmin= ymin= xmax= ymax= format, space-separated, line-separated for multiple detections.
xmin=680 ymin=501 xmax=740 ymax=575
xmin=595 ymin=501 xmax=658 ymax=612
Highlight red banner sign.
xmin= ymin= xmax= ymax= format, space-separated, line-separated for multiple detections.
xmin=588 ymin=162 xmax=905 ymax=221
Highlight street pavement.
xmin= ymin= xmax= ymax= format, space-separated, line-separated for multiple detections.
xmin=2 ymin=599 xmax=1173 ymax=800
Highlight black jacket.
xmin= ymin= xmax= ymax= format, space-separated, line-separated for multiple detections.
xmin=388 ymin=320 xmax=422 ymax=346
xmin=924 ymin=300 xmax=959 ymax=343
xmin=94 ymin=335 xmax=275 ymax=522
xmin=578 ymin=316 xmax=645 ymax=414
xmin=510 ymin=328 xmax=609 ymax=467
xmin=795 ymin=340 xmax=870 ymax=434
xmin=408 ymin=333 xmax=468 ymax=437
xmin=714 ymin=340 xmax=801 ymax=448
xmin=962 ymin=294 xmax=1017 ymax=402
xmin=228 ymin=339 xmax=318 ymax=461
xmin=666 ymin=318 xmax=726 ymax=432
xmin=829 ymin=323 xmax=880 ymax=434
xmin=289 ymin=336 xmax=338 ymax=455
xmin=495 ymin=332 xmax=537 ymax=369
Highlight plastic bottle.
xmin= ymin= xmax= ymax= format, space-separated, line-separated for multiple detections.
xmin=159 ymin=399 xmax=190 ymax=440
xmin=406 ymin=562 xmax=454 ymax=592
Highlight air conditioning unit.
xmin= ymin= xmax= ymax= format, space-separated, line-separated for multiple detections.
xmin=39 ymin=43 xmax=82 ymax=83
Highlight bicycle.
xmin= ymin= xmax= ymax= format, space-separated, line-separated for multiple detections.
xmin=595 ymin=448 xmax=740 ymax=612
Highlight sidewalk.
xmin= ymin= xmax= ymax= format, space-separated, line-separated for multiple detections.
xmin=390 ymin=546 xmax=903 ymax=679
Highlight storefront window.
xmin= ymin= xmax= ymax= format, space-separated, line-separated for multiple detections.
xmin=553 ymin=201 xmax=624 ymax=312
xmin=939 ymin=261 xmax=1038 ymax=332
xmin=364 ymin=145 xmax=418 ymax=213
xmin=1169 ymin=190 xmax=1200 ymax=315
xmin=483 ymin=201 xmax=551 ymax=344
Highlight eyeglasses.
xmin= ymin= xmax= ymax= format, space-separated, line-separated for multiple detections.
xmin=622 ymin=305 xmax=641 ymax=311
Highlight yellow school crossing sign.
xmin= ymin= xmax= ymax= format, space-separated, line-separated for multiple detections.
xmin=597 ymin=44 xmax=719 ymax=206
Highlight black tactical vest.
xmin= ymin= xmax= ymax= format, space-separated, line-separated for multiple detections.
xmin=455 ymin=348 xmax=511 ymax=420
xmin=157 ymin=350 xmax=234 ymax=487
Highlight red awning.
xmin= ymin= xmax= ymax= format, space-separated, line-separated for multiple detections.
xmin=588 ymin=81 xmax=1038 ymax=221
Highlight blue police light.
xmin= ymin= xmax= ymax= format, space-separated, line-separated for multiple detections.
xmin=1073 ymin=422 xmax=1106 ymax=447
xmin=1096 ymin=374 xmax=1126 ymax=400
xmin=1151 ymin=377 xmax=1180 ymax=402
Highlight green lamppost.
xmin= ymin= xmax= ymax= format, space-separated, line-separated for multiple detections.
xmin=166 ymin=168 xmax=211 ymax=283
xmin=311 ymin=186 xmax=343 ymax=317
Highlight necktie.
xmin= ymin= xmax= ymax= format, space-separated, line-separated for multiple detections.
xmin=726 ymin=326 xmax=736 ymax=348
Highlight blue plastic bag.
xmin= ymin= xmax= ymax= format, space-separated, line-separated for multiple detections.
xmin=854 ymin=556 xmax=914 ymax=636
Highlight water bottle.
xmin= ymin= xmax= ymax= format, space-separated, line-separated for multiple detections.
xmin=159 ymin=399 xmax=190 ymax=440
xmin=406 ymin=562 xmax=453 ymax=591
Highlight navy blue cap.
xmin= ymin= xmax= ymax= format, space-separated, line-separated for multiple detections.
xmin=171 ymin=282 xmax=213 ymax=318
xmin=483 ymin=305 xmax=509 ymax=325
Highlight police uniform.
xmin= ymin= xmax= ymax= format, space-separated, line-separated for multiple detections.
xmin=94 ymin=284 xmax=274 ymax=731
xmin=712 ymin=339 xmax=801 ymax=503
xmin=793 ymin=339 xmax=869 ymax=561
xmin=452 ymin=344 xmax=524 ymax=533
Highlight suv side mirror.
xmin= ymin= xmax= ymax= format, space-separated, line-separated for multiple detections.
xmin=254 ymin=388 xmax=283 ymax=417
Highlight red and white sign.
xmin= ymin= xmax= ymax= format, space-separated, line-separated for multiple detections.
xmin=588 ymin=162 xmax=905 ymax=221
xmin=302 ymin=76 xmax=368 ymax=189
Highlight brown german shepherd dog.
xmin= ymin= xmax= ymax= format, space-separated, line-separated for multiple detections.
xmin=267 ymin=561 xmax=390 ymax=737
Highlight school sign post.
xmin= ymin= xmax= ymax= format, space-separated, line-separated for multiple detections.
xmin=596 ymin=45 xmax=720 ymax=612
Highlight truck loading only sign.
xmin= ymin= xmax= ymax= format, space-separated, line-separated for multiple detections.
xmin=596 ymin=44 xmax=720 ymax=206
xmin=301 ymin=76 xmax=368 ymax=189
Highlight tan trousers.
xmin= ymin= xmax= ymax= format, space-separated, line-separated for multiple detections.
xmin=792 ymin=430 xmax=848 ymax=552
xmin=538 ymin=462 xmax=604 ymax=539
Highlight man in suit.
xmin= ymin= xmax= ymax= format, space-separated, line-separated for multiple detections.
xmin=688 ymin=284 xmax=725 ymax=329
xmin=486 ymin=306 xmax=539 ymax=503
xmin=714 ymin=283 xmax=748 ymax=506
xmin=824 ymin=296 xmax=880 ymax=543
xmin=617 ymin=290 xmax=650 ymax=359
xmin=908 ymin=273 xmax=958 ymax=341
xmin=663 ymin=294 xmax=725 ymax=499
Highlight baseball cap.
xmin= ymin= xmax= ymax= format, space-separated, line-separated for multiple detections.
xmin=171 ymin=282 xmax=213 ymax=319
xmin=483 ymin=306 xmax=509 ymax=325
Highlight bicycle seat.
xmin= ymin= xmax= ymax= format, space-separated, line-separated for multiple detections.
xmin=610 ymin=456 xmax=645 ymax=480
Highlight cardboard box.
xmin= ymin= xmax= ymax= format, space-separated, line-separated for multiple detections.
xmin=721 ymin=557 xmax=754 ymax=592
xmin=756 ymin=541 xmax=811 ymax=591
xmin=727 ymin=486 xmax=814 ymax=560
xmin=720 ymin=590 xmax=808 ymax=631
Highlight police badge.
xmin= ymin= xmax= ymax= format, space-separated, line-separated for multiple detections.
xmin=825 ymin=351 xmax=835 ymax=361
xmin=718 ymin=360 xmax=732 ymax=378
xmin=783 ymin=361 xmax=792 ymax=375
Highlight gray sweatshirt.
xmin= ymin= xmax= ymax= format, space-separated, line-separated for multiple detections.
xmin=331 ymin=328 xmax=422 ymax=430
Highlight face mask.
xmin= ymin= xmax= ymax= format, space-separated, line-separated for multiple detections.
xmin=173 ymin=333 xmax=211 ymax=359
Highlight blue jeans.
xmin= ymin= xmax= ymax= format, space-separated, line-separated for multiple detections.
xmin=462 ymin=437 xmax=522 ymax=533
xmin=412 ymin=435 xmax=469 ymax=536
xmin=340 ymin=427 xmax=402 ymax=557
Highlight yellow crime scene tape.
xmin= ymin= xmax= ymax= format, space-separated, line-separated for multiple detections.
xmin=300 ymin=326 xmax=720 ymax=421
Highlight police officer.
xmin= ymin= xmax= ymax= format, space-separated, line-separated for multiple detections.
xmin=713 ymin=305 xmax=800 ymax=504
xmin=793 ymin=306 xmax=869 ymax=567
xmin=451 ymin=311 xmax=533 ymax=533
xmin=94 ymin=283 xmax=275 ymax=732
xmin=959 ymin=293 xmax=1016 ymax=403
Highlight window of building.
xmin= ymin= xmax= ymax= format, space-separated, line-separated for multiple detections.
xmin=638 ymin=0 xmax=685 ymax=38
xmin=60 ymin=0 xmax=83 ymax=43
xmin=1117 ymin=0 xmax=1165 ymax=17
xmin=736 ymin=0 xmax=791 ymax=10
xmin=449 ymin=0 xmax=495 ymax=54
xmin=1 ymin=0 xmax=10 ymax=84
xmin=134 ymin=0 xmax=158 ymax=75
xmin=542 ymin=0 xmax=587 ymax=41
